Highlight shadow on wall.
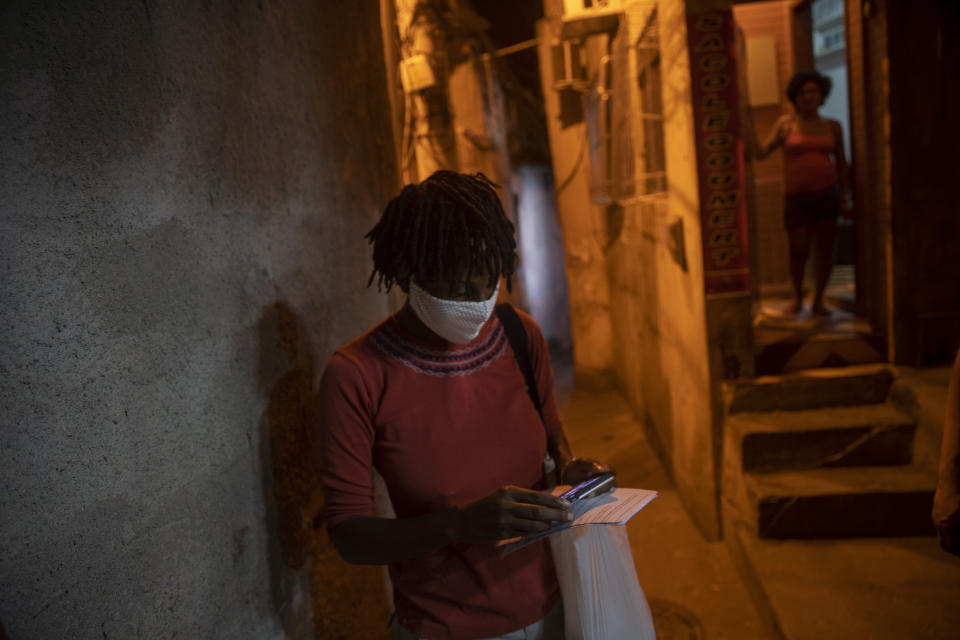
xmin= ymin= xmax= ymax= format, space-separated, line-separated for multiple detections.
xmin=608 ymin=196 xmax=676 ymax=484
xmin=257 ymin=301 xmax=391 ymax=639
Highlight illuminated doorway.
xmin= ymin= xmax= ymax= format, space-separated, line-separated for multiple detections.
xmin=735 ymin=0 xmax=883 ymax=374
xmin=809 ymin=0 xmax=854 ymax=312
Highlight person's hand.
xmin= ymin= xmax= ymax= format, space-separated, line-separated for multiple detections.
xmin=562 ymin=458 xmax=616 ymax=495
xmin=451 ymin=486 xmax=573 ymax=543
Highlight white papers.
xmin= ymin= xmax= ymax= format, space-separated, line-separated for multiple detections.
xmin=569 ymin=487 xmax=658 ymax=525
xmin=498 ymin=487 xmax=658 ymax=556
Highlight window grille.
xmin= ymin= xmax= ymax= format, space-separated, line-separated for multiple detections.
xmin=585 ymin=7 xmax=667 ymax=204
xmin=631 ymin=9 xmax=667 ymax=198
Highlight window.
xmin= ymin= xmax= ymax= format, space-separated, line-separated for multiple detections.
xmin=584 ymin=7 xmax=667 ymax=204
xmin=633 ymin=11 xmax=667 ymax=197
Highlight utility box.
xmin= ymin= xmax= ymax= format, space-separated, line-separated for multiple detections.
xmin=400 ymin=54 xmax=436 ymax=93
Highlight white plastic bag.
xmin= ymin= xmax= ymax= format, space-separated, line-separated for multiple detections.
xmin=550 ymin=524 xmax=656 ymax=640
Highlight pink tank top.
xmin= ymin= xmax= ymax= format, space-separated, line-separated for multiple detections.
xmin=783 ymin=128 xmax=838 ymax=194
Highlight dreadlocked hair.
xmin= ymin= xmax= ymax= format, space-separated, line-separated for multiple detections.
xmin=365 ymin=170 xmax=518 ymax=294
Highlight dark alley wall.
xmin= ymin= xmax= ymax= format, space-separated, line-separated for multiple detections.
xmin=846 ymin=0 xmax=960 ymax=364
xmin=1 ymin=1 xmax=396 ymax=637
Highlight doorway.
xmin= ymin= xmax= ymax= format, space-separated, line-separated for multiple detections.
xmin=807 ymin=0 xmax=855 ymax=314
xmin=735 ymin=0 xmax=882 ymax=375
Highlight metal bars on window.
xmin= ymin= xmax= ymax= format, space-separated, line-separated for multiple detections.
xmin=586 ymin=5 xmax=667 ymax=205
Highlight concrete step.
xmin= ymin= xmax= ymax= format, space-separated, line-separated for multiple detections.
xmin=724 ymin=529 xmax=960 ymax=640
xmin=726 ymin=363 xmax=893 ymax=414
xmin=745 ymin=465 xmax=936 ymax=539
xmin=720 ymin=362 xmax=957 ymax=639
xmin=728 ymin=404 xmax=916 ymax=473
xmin=754 ymin=330 xmax=885 ymax=376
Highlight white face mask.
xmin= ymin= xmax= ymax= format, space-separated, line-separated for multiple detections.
xmin=408 ymin=280 xmax=500 ymax=344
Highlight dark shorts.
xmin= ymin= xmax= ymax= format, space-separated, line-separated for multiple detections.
xmin=784 ymin=184 xmax=841 ymax=230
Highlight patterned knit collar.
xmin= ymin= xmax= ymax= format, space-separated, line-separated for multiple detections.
xmin=370 ymin=314 xmax=508 ymax=377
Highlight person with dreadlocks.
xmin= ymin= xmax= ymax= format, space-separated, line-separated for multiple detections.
xmin=317 ymin=171 xmax=610 ymax=639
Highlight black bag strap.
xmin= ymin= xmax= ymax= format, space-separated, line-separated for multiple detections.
xmin=495 ymin=303 xmax=543 ymax=421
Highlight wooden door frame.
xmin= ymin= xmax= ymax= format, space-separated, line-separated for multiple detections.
xmin=791 ymin=0 xmax=815 ymax=70
xmin=789 ymin=0 xmax=888 ymax=356
xmin=844 ymin=0 xmax=889 ymax=354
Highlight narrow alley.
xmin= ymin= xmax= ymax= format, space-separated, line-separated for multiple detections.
xmin=560 ymin=387 xmax=766 ymax=640
xmin=562 ymin=375 xmax=960 ymax=640
xmin=2 ymin=0 xmax=958 ymax=639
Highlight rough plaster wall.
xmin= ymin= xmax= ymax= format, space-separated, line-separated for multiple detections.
xmin=607 ymin=189 xmax=718 ymax=541
xmin=643 ymin=0 xmax=719 ymax=539
xmin=535 ymin=20 xmax=614 ymax=382
xmin=1 ymin=1 xmax=396 ymax=638
xmin=447 ymin=58 xmax=529 ymax=311
xmin=606 ymin=4 xmax=677 ymax=469
xmin=607 ymin=198 xmax=676 ymax=456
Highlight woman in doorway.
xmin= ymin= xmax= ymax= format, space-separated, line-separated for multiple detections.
xmin=318 ymin=170 xmax=611 ymax=639
xmin=754 ymin=69 xmax=851 ymax=315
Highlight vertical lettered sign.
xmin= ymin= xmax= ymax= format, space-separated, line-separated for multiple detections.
xmin=686 ymin=10 xmax=751 ymax=297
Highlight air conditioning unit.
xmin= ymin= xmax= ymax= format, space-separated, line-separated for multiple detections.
xmin=561 ymin=0 xmax=622 ymax=39
xmin=551 ymin=39 xmax=588 ymax=90
xmin=562 ymin=0 xmax=623 ymax=18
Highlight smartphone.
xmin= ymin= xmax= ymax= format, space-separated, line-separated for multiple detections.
xmin=560 ymin=471 xmax=615 ymax=503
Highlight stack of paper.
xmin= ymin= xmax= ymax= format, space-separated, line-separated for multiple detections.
xmin=499 ymin=487 xmax=658 ymax=555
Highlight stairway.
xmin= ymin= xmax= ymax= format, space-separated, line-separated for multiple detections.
xmin=752 ymin=302 xmax=884 ymax=376
xmin=723 ymin=364 xmax=937 ymax=540
xmin=719 ymin=364 xmax=959 ymax=640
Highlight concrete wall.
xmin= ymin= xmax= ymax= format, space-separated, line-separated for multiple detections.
xmin=537 ymin=0 xmax=735 ymax=538
xmin=605 ymin=0 xmax=734 ymax=539
xmin=448 ymin=57 xmax=531 ymax=310
xmin=1 ymin=1 xmax=396 ymax=638
xmin=536 ymin=17 xmax=616 ymax=384
xmin=640 ymin=0 xmax=722 ymax=539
